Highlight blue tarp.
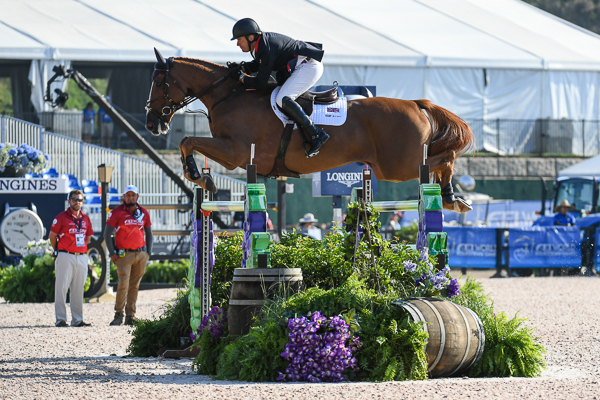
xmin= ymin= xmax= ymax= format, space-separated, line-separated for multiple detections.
xmin=508 ymin=227 xmax=580 ymax=268
xmin=445 ymin=227 xmax=497 ymax=269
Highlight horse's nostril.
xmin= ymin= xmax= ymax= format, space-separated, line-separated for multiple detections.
xmin=147 ymin=122 xmax=153 ymax=129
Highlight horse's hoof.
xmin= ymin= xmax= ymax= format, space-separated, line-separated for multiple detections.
xmin=453 ymin=198 xmax=473 ymax=213
xmin=204 ymin=175 xmax=217 ymax=194
xmin=185 ymin=155 xmax=201 ymax=181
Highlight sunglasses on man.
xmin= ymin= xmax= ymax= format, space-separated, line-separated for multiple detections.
xmin=70 ymin=198 xmax=84 ymax=203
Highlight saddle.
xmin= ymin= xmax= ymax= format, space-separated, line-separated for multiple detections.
xmin=295 ymin=86 xmax=340 ymax=116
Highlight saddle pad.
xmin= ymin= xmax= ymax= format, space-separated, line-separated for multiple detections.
xmin=271 ymin=86 xmax=348 ymax=127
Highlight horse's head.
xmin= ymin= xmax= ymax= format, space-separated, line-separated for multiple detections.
xmin=145 ymin=48 xmax=187 ymax=136
xmin=146 ymin=49 xmax=242 ymax=136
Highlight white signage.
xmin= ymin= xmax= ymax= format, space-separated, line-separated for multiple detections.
xmin=0 ymin=178 xmax=69 ymax=194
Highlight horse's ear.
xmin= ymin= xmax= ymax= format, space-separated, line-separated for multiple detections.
xmin=154 ymin=47 xmax=166 ymax=66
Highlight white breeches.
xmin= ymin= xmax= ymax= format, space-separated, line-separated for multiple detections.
xmin=276 ymin=57 xmax=323 ymax=107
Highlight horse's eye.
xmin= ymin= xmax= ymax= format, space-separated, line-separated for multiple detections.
xmin=156 ymin=81 xmax=163 ymax=87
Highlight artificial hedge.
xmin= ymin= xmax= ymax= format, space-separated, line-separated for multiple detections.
xmin=129 ymin=203 xmax=546 ymax=381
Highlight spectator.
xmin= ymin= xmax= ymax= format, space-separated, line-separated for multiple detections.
xmin=553 ymin=199 xmax=576 ymax=226
xmin=49 ymin=190 xmax=94 ymax=327
xmin=298 ymin=213 xmax=321 ymax=240
xmin=104 ymin=185 xmax=153 ymax=326
xmin=82 ymin=102 xmax=95 ymax=143
xmin=98 ymin=96 xmax=114 ymax=148
xmin=383 ymin=211 xmax=403 ymax=231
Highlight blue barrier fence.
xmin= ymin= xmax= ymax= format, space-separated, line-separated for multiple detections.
xmin=446 ymin=226 xmax=591 ymax=270
xmin=446 ymin=227 xmax=497 ymax=269
xmin=508 ymin=227 xmax=580 ymax=269
xmin=596 ymin=228 xmax=600 ymax=272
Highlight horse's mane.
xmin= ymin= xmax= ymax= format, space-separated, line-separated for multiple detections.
xmin=175 ymin=57 xmax=227 ymax=73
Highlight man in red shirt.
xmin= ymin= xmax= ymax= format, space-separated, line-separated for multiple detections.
xmin=104 ymin=185 xmax=152 ymax=326
xmin=49 ymin=190 xmax=94 ymax=327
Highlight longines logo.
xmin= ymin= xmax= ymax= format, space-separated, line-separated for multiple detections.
xmin=0 ymin=178 xmax=68 ymax=193
xmin=326 ymin=172 xmax=362 ymax=188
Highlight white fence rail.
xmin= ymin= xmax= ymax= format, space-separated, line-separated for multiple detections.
xmin=1 ymin=115 xmax=247 ymax=233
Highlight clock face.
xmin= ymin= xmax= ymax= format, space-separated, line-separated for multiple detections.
xmin=0 ymin=209 xmax=44 ymax=255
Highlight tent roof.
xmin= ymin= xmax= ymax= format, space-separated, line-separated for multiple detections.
xmin=2 ymin=0 xmax=600 ymax=70
xmin=558 ymin=155 xmax=600 ymax=177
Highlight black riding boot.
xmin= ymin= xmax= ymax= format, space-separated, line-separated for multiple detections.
xmin=281 ymin=96 xmax=329 ymax=158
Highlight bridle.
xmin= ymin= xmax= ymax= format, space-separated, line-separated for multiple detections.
xmin=145 ymin=57 xmax=240 ymax=122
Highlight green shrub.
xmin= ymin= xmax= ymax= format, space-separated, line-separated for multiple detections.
xmin=450 ymin=277 xmax=546 ymax=377
xmin=215 ymin=317 xmax=289 ymax=381
xmin=0 ymin=254 xmax=55 ymax=303
xmin=127 ymin=288 xmax=191 ymax=357
xmin=141 ymin=260 xmax=189 ymax=284
xmin=210 ymin=232 xmax=243 ymax=307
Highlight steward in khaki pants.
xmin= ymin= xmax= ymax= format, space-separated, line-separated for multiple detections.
xmin=103 ymin=185 xmax=152 ymax=326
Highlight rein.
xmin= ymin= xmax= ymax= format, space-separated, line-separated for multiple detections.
xmin=146 ymin=58 xmax=240 ymax=121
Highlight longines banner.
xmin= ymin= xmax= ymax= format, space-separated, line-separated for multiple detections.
xmin=0 ymin=178 xmax=69 ymax=194
xmin=312 ymin=163 xmax=378 ymax=197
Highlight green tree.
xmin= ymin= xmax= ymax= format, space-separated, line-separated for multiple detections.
xmin=0 ymin=78 xmax=13 ymax=114
xmin=64 ymin=78 xmax=108 ymax=110
xmin=524 ymin=0 xmax=600 ymax=34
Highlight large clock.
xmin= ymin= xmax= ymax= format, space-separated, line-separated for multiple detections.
xmin=0 ymin=209 xmax=45 ymax=255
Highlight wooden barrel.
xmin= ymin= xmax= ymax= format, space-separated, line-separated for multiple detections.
xmin=228 ymin=268 xmax=303 ymax=336
xmin=396 ymin=297 xmax=485 ymax=378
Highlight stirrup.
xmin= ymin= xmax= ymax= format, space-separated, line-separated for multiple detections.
xmin=304 ymin=140 xmax=323 ymax=158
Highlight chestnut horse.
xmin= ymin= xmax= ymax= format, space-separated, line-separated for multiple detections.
xmin=145 ymin=50 xmax=475 ymax=212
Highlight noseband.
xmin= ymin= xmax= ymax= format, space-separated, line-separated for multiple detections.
xmin=146 ymin=57 xmax=238 ymax=122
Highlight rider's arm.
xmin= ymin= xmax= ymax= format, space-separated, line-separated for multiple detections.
xmin=243 ymin=59 xmax=259 ymax=73
xmin=243 ymin=52 xmax=273 ymax=91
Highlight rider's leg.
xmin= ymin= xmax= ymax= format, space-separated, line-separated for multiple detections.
xmin=276 ymin=58 xmax=329 ymax=158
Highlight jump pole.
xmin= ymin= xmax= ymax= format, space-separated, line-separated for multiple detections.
xmin=359 ymin=147 xmax=448 ymax=270
xmin=189 ymin=147 xmax=272 ymax=332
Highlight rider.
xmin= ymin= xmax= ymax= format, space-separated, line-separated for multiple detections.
xmin=231 ymin=18 xmax=330 ymax=158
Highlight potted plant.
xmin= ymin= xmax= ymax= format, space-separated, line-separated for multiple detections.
xmin=0 ymin=142 xmax=49 ymax=177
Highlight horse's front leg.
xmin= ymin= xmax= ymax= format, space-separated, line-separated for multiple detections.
xmin=179 ymin=136 xmax=238 ymax=193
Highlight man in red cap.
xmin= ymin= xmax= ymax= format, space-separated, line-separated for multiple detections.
xmin=49 ymin=189 xmax=94 ymax=327
xmin=104 ymin=185 xmax=152 ymax=326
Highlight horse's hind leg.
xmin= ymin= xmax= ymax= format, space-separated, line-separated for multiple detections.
xmin=427 ymin=150 xmax=472 ymax=213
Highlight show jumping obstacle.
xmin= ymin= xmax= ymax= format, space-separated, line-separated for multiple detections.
xmin=355 ymin=160 xmax=449 ymax=269
xmin=188 ymin=164 xmax=272 ymax=332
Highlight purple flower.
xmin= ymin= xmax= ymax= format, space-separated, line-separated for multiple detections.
xmin=279 ymin=312 xmax=361 ymax=382
xmin=419 ymin=247 xmax=429 ymax=262
xmin=403 ymin=260 xmax=417 ymax=272
xmin=446 ymin=278 xmax=460 ymax=298
xmin=430 ymin=271 xmax=448 ymax=290
xmin=192 ymin=306 xmax=228 ymax=341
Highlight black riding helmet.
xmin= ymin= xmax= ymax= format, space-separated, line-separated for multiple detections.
xmin=231 ymin=18 xmax=261 ymax=41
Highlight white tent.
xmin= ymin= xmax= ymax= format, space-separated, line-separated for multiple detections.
xmin=558 ymin=154 xmax=600 ymax=177
xmin=2 ymin=0 xmax=600 ymax=122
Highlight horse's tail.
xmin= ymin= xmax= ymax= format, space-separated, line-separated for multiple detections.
xmin=413 ymin=99 xmax=474 ymax=157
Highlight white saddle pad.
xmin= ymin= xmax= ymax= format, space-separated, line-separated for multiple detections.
xmin=270 ymin=86 xmax=348 ymax=127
